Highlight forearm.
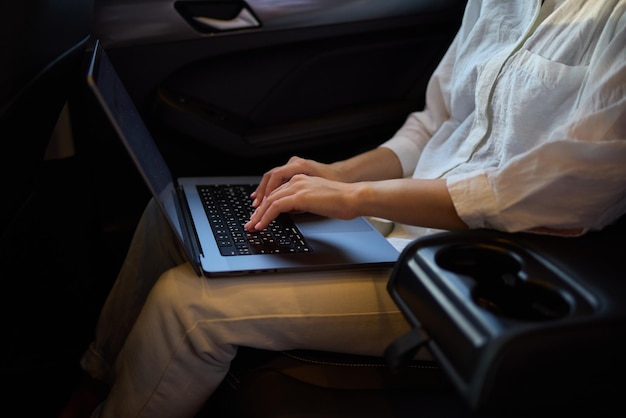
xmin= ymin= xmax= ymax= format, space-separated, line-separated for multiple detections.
xmin=350 ymin=178 xmax=468 ymax=231
xmin=331 ymin=147 xmax=403 ymax=183
xmin=247 ymin=173 xmax=467 ymax=232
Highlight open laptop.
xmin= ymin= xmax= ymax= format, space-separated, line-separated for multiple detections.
xmin=86 ymin=40 xmax=399 ymax=277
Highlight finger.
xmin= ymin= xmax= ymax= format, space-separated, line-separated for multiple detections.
xmin=250 ymin=201 xmax=289 ymax=231
xmin=247 ymin=185 xmax=298 ymax=231
xmin=246 ymin=192 xmax=273 ymax=230
xmin=251 ymin=160 xmax=294 ymax=206
xmin=252 ymin=161 xmax=304 ymax=207
xmin=251 ymin=168 xmax=273 ymax=206
xmin=245 ymin=203 xmax=279 ymax=232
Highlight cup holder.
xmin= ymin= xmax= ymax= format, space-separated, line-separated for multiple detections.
xmin=435 ymin=244 xmax=571 ymax=321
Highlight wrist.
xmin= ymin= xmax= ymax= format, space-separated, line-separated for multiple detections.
xmin=329 ymin=160 xmax=353 ymax=183
xmin=346 ymin=182 xmax=374 ymax=218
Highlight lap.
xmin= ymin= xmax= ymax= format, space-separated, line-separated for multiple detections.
xmin=148 ymin=263 xmax=410 ymax=356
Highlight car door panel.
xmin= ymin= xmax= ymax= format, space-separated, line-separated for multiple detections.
xmin=96 ymin=0 xmax=465 ymax=47
xmin=153 ymin=28 xmax=455 ymax=157
xmin=94 ymin=0 xmax=466 ymax=164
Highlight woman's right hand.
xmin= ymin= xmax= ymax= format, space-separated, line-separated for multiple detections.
xmin=250 ymin=156 xmax=342 ymax=208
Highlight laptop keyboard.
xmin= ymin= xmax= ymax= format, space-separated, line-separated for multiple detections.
xmin=197 ymin=184 xmax=312 ymax=256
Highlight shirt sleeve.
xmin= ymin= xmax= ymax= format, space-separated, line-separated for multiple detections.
xmin=448 ymin=20 xmax=626 ymax=234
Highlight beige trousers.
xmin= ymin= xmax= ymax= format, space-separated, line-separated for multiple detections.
xmin=82 ymin=199 xmax=430 ymax=418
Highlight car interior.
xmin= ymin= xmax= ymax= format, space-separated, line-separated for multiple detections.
xmin=2 ymin=0 xmax=624 ymax=417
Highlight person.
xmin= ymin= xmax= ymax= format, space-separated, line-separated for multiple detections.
xmin=61 ymin=0 xmax=626 ymax=417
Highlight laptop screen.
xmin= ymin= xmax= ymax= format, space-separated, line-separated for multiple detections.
xmin=87 ymin=42 xmax=186 ymax=243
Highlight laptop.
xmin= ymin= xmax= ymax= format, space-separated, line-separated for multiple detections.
xmin=86 ymin=41 xmax=399 ymax=277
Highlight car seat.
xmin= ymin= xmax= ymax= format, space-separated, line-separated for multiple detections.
xmin=200 ymin=347 xmax=466 ymax=418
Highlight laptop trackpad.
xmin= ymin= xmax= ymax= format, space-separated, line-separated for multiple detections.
xmin=294 ymin=213 xmax=372 ymax=233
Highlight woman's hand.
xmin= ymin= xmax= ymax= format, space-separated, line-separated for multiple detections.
xmin=246 ymin=174 xmax=360 ymax=231
xmin=251 ymin=148 xmax=403 ymax=208
xmin=250 ymin=156 xmax=342 ymax=208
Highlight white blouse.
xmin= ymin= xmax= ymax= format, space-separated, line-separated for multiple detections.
xmin=381 ymin=0 xmax=626 ymax=234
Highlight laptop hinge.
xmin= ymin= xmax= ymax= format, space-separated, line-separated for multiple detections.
xmin=175 ymin=185 xmax=204 ymax=276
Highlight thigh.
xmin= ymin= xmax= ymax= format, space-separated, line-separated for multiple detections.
xmin=152 ymin=263 xmax=411 ymax=357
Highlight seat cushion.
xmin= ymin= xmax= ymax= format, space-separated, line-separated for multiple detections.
xmin=200 ymin=348 xmax=467 ymax=418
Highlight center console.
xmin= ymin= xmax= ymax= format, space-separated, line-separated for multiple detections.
xmin=386 ymin=222 xmax=626 ymax=413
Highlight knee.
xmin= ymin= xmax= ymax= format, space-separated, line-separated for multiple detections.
xmin=145 ymin=265 xmax=200 ymax=321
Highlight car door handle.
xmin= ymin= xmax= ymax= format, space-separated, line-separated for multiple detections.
xmin=175 ymin=1 xmax=261 ymax=33
xmin=192 ymin=7 xmax=260 ymax=30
